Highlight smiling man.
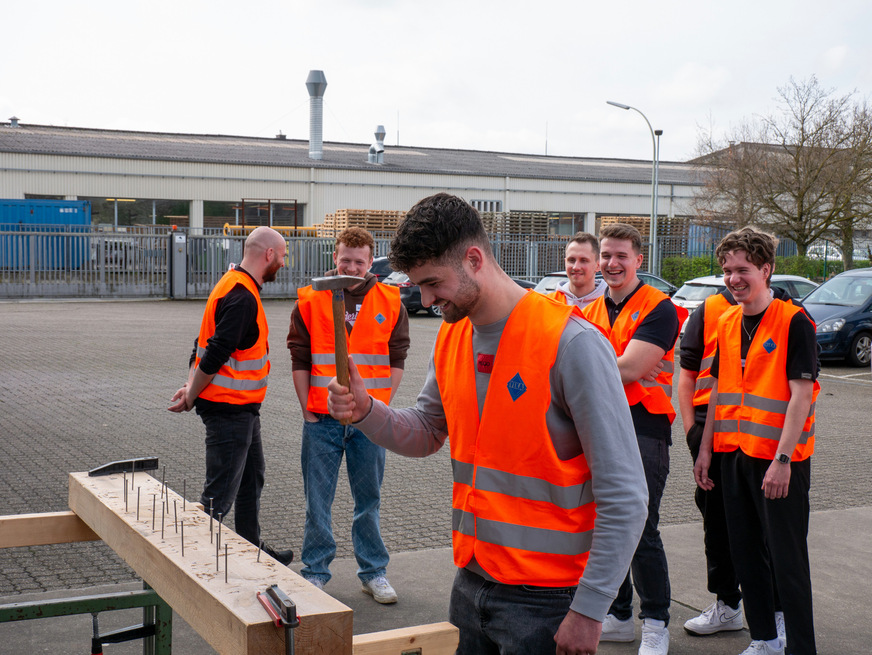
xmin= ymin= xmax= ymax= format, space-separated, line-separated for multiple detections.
xmin=327 ymin=194 xmax=647 ymax=655
xmin=287 ymin=226 xmax=410 ymax=602
xmin=581 ymin=223 xmax=684 ymax=655
xmin=549 ymin=232 xmax=607 ymax=310
xmin=694 ymin=227 xmax=819 ymax=655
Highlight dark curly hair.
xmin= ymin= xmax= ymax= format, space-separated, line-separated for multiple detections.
xmin=389 ymin=193 xmax=491 ymax=272
xmin=715 ymin=226 xmax=778 ymax=284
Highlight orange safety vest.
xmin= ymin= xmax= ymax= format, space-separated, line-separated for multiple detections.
xmin=547 ymin=288 xmax=567 ymax=303
xmin=433 ymin=292 xmax=596 ymax=587
xmin=582 ymin=284 xmax=687 ymax=423
xmin=195 ymin=269 xmax=269 ymax=405
xmin=692 ymin=293 xmax=734 ymax=408
xmin=297 ymin=282 xmax=401 ymax=414
xmin=713 ymin=300 xmax=819 ymax=461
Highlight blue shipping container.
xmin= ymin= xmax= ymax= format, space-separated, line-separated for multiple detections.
xmin=0 ymin=199 xmax=91 ymax=269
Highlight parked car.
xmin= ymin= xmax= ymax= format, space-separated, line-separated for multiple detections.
xmin=384 ymin=270 xmax=537 ymax=317
xmin=802 ymin=268 xmax=872 ymax=366
xmin=533 ymin=271 xmax=677 ymax=297
xmin=368 ymin=256 xmax=394 ymax=282
xmin=672 ymin=274 xmax=819 ymax=336
xmin=383 ymin=270 xmax=443 ymax=317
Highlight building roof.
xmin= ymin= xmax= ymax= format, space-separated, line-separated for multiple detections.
xmin=0 ymin=122 xmax=701 ymax=186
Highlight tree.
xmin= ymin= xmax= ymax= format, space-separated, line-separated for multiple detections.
xmin=693 ymin=76 xmax=872 ymax=266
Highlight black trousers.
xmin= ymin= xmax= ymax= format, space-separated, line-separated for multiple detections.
xmin=721 ymin=450 xmax=815 ymax=654
xmin=686 ymin=422 xmax=741 ymax=608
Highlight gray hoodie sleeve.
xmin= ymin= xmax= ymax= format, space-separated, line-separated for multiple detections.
xmin=356 ymin=340 xmax=448 ymax=457
xmin=552 ymin=317 xmax=648 ymax=621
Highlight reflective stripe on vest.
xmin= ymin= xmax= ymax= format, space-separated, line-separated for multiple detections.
xmin=195 ymin=269 xmax=270 ymax=405
xmin=582 ymin=284 xmax=686 ymax=423
xmin=713 ymin=300 xmax=819 ymax=461
xmin=692 ymin=294 xmax=734 ymax=406
xmin=297 ymin=282 xmax=401 ymax=413
xmin=434 ymin=291 xmax=595 ymax=587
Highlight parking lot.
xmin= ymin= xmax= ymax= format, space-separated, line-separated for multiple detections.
xmin=1 ymin=297 xmax=870 ymax=601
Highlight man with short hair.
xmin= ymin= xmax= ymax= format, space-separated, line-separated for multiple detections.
xmin=548 ymin=232 xmax=607 ymax=309
xmin=328 ymin=194 xmax=648 ymax=654
xmin=169 ymin=226 xmax=293 ymax=564
xmin=581 ymin=223 xmax=685 ymax=655
xmin=695 ymin=226 xmax=819 ymax=655
xmin=288 ymin=226 xmax=409 ymax=603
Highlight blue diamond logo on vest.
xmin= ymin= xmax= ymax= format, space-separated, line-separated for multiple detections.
xmin=763 ymin=338 xmax=777 ymax=353
xmin=374 ymin=313 xmax=386 ymax=324
xmin=631 ymin=311 xmax=640 ymax=321
xmin=507 ymin=373 xmax=527 ymax=401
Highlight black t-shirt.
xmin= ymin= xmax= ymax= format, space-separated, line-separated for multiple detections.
xmin=605 ymin=281 xmax=681 ymax=441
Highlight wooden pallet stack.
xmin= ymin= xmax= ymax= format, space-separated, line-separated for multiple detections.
xmin=599 ymin=215 xmax=690 ymax=239
xmin=481 ymin=211 xmax=549 ymax=235
xmin=600 ymin=215 xmax=651 ymax=236
xmin=312 ymin=209 xmax=406 ymax=236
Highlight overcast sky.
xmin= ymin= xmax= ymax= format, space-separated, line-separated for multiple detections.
xmin=3 ymin=0 xmax=870 ymax=163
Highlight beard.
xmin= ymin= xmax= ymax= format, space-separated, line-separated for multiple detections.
xmin=262 ymin=255 xmax=282 ymax=282
xmin=440 ymin=268 xmax=481 ymax=323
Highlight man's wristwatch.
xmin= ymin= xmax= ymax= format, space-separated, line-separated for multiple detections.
xmin=774 ymin=452 xmax=791 ymax=464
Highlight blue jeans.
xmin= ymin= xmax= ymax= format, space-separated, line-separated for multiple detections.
xmin=610 ymin=435 xmax=671 ymax=624
xmin=449 ymin=567 xmax=575 ymax=655
xmin=300 ymin=414 xmax=389 ymax=583
xmin=198 ymin=409 xmax=264 ymax=546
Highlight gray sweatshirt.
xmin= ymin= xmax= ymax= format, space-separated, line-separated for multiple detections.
xmin=355 ymin=312 xmax=647 ymax=621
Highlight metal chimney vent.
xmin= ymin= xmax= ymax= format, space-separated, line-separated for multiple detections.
xmin=368 ymin=125 xmax=386 ymax=164
xmin=8 ymin=116 xmax=20 ymax=128
xmin=305 ymin=70 xmax=327 ymax=160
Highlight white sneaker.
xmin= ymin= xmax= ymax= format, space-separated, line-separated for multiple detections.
xmin=600 ymin=613 xmax=635 ymax=642
xmin=683 ymin=600 xmax=744 ymax=635
xmin=774 ymin=611 xmax=785 ymax=646
xmin=639 ymin=619 xmax=669 ymax=655
xmin=740 ymin=640 xmax=785 ymax=655
xmin=303 ymin=575 xmax=325 ymax=591
xmin=361 ymin=575 xmax=397 ymax=604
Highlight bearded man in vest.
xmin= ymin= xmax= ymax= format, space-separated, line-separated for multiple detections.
xmin=694 ymin=227 xmax=819 ymax=655
xmin=581 ymin=223 xmax=685 ymax=655
xmin=288 ymin=226 xmax=409 ymax=603
xmin=547 ymin=231 xmax=607 ymax=310
xmin=327 ymin=193 xmax=647 ymax=655
xmin=169 ymin=226 xmax=294 ymax=565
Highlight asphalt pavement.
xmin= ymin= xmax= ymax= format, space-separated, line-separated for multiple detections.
xmin=0 ymin=299 xmax=870 ymax=654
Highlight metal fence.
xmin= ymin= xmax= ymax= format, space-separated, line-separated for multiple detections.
xmin=0 ymin=227 xmax=571 ymax=300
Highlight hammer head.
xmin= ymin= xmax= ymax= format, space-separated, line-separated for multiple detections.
xmin=311 ymin=275 xmax=365 ymax=291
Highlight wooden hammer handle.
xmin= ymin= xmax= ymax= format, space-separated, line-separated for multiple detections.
xmin=331 ymin=291 xmax=351 ymax=426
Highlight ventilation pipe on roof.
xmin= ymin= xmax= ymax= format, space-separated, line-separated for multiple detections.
xmin=8 ymin=116 xmax=20 ymax=128
xmin=306 ymin=70 xmax=327 ymax=160
xmin=368 ymin=125 xmax=386 ymax=164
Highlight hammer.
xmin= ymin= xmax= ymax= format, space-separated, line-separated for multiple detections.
xmin=311 ymin=275 xmax=364 ymax=425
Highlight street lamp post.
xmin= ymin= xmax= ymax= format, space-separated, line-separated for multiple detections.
xmin=606 ymin=101 xmax=662 ymax=274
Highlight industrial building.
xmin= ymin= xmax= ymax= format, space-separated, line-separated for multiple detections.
xmin=0 ymin=116 xmax=702 ymax=235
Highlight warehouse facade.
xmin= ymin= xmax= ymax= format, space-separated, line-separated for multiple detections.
xmin=0 ymin=119 xmax=702 ymax=235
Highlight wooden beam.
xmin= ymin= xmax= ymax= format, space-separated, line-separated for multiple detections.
xmin=0 ymin=511 xmax=99 ymax=548
xmin=68 ymin=471 xmax=353 ymax=655
xmin=352 ymin=622 xmax=459 ymax=655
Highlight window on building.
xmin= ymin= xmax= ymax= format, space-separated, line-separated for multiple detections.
xmin=547 ymin=213 xmax=587 ymax=236
xmin=472 ymin=200 xmax=503 ymax=213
